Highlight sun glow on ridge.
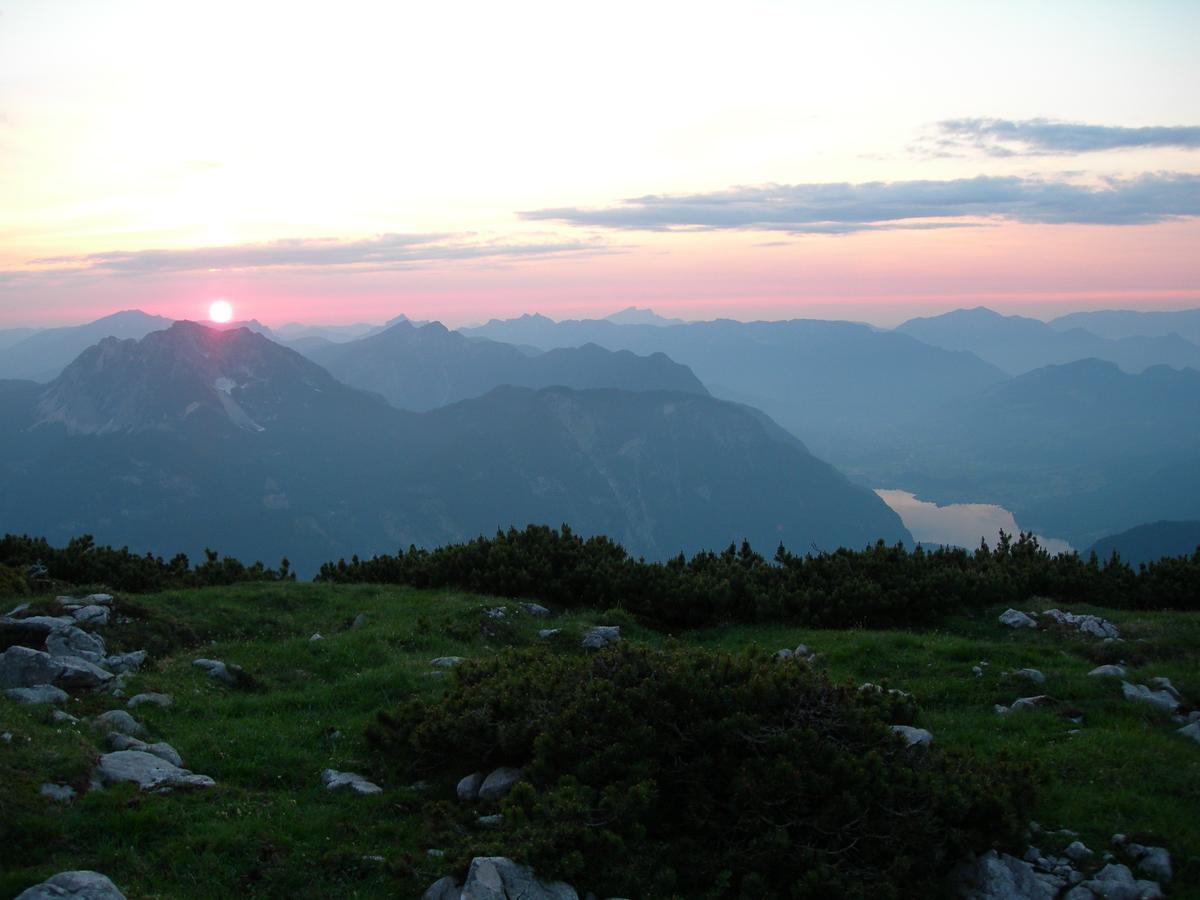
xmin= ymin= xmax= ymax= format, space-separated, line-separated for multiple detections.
xmin=208 ymin=299 xmax=233 ymax=323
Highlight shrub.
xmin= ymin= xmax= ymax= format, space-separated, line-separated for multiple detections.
xmin=0 ymin=564 xmax=28 ymax=597
xmin=370 ymin=645 xmax=1030 ymax=899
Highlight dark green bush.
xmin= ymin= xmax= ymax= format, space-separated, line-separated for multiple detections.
xmin=370 ymin=645 xmax=1030 ymax=899
xmin=0 ymin=564 xmax=28 ymax=597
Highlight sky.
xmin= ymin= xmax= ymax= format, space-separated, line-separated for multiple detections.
xmin=1 ymin=0 xmax=1198 ymax=328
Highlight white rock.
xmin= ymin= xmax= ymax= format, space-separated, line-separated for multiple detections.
xmin=890 ymin=725 xmax=933 ymax=747
xmin=952 ymin=851 xmax=1064 ymax=900
xmin=321 ymin=768 xmax=382 ymax=795
xmin=999 ymin=608 xmax=1038 ymax=629
xmin=309 ymin=633 xmax=323 ymax=642
xmin=5 ymin=684 xmax=69 ymax=705
xmin=1148 ymin=677 xmax=1181 ymax=701
xmin=457 ymin=771 xmax=484 ymax=802
xmin=476 ymin=813 xmax=504 ymax=828
xmin=45 ymin=625 xmax=106 ymax=662
xmin=107 ymin=733 xmax=183 ymax=767
xmin=580 ymin=626 xmax=620 ymax=649
xmin=430 ymin=656 xmax=466 ymax=668
xmin=972 ymin=666 xmax=983 ymax=677
xmin=1088 ymin=665 xmax=1126 ymax=678
xmin=478 ymin=766 xmax=523 ymax=801
xmin=39 ymin=783 xmax=76 ymax=802
xmin=1042 ymin=608 xmax=1120 ymax=639
xmin=71 ymin=605 xmax=110 ymax=626
xmin=14 ymin=870 xmax=126 ymax=900
xmin=92 ymin=709 xmax=145 ymax=736
xmin=126 ymin=692 xmax=172 ymax=709
xmin=97 ymin=750 xmax=215 ymax=791
xmin=774 ymin=648 xmax=794 ymax=659
xmin=461 ymin=856 xmax=579 ymax=900
xmin=1121 ymin=682 xmax=1179 ymax=713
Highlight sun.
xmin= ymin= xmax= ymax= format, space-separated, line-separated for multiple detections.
xmin=208 ymin=299 xmax=234 ymax=323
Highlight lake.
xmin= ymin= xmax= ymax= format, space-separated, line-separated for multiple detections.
xmin=876 ymin=489 xmax=1074 ymax=555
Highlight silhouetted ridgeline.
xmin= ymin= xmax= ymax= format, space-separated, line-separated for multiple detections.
xmin=0 ymin=534 xmax=294 ymax=592
xmin=317 ymin=524 xmax=1200 ymax=628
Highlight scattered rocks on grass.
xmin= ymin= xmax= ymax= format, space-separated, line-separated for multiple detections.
xmin=1089 ymin=665 xmax=1126 ymax=678
xmin=478 ymin=766 xmax=523 ymax=801
xmin=890 ymin=725 xmax=932 ymax=747
xmin=5 ymin=684 xmax=69 ymax=706
xmin=126 ymin=692 xmax=172 ymax=709
xmin=107 ymin=734 xmax=183 ymax=767
xmin=39 ymin=783 xmax=76 ymax=802
xmin=1121 ymin=682 xmax=1180 ymax=713
xmin=1042 ymin=609 xmax=1120 ymax=640
xmin=14 ymin=870 xmax=126 ymax=900
xmin=91 ymin=710 xmax=145 ymax=736
xmin=972 ymin=665 xmax=984 ymax=677
xmin=457 ymin=771 xmax=484 ymax=802
xmin=320 ymin=768 xmax=382 ymax=795
xmin=999 ymin=608 xmax=1038 ymax=629
xmin=96 ymin=750 xmax=215 ymax=791
xmin=580 ymin=626 xmax=620 ymax=649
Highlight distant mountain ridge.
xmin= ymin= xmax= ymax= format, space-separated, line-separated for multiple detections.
xmin=299 ymin=319 xmax=709 ymax=411
xmin=1086 ymin=521 xmax=1200 ymax=567
xmin=0 ymin=322 xmax=909 ymax=572
xmin=1050 ymin=308 xmax=1200 ymax=344
xmin=896 ymin=306 xmax=1200 ymax=374
xmin=0 ymin=310 xmax=173 ymax=382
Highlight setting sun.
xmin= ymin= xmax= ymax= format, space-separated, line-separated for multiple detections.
xmin=208 ymin=299 xmax=233 ymax=323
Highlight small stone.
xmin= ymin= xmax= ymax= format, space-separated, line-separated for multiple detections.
xmin=1065 ymin=840 xmax=1093 ymax=861
xmin=1149 ymin=677 xmax=1181 ymax=701
xmin=5 ymin=684 xmax=69 ymax=706
xmin=537 ymin=628 xmax=561 ymax=639
xmin=972 ymin=666 xmax=983 ymax=677
xmin=484 ymin=607 xmax=507 ymax=619
xmin=994 ymin=704 xmax=1010 ymax=715
xmin=107 ymin=734 xmax=183 ymax=767
xmin=321 ymin=768 xmax=382 ymax=795
xmin=1016 ymin=668 xmax=1046 ymax=685
xmin=581 ymin=626 xmax=620 ymax=649
xmin=477 ymin=813 xmax=504 ymax=828
xmin=430 ymin=656 xmax=466 ymax=668
xmin=1089 ymin=665 xmax=1127 ymax=678
xmin=14 ymin=870 xmax=126 ymax=900
xmin=457 ymin=771 xmax=484 ymax=802
xmin=126 ymin=692 xmax=172 ymax=709
xmin=51 ymin=710 xmax=79 ymax=724
xmin=521 ymin=603 xmax=551 ymax=617
xmin=1082 ymin=862 xmax=1164 ymax=900
xmin=890 ymin=725 xmax=932 ymax=747
xmin=309 ymin=633 xmax=323 ymax=642
xmin=774 ymin=648 xmax=793 ymax=659
xmin=39 ymin=783 xmax=76 ymax=802
xmin=1009 ymin=695 xmax=1055 ymax=713
xmin=104 ymin=651 xmax=147 ymax=675
xmin=91 ymin=709 xmax=145 ymax=736
xmin=999 ymin=608 xmax=1038 ymax=629
xmin=192 ymin=658 xmax=238 ymax=684
xmin=82 ymin=594 xmax=114 ymax=606
xmin=478 ymin=766 xmax=523 ymax=801
xmin=794 ymin=644 xmax=810 ymax=657
xmin=350 ymin=613 xmax=367 ymax=630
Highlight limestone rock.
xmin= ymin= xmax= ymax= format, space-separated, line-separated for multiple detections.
xmin=45 ymin=625 xmax=106 ymax=662
xmin=92 ymin=709 xmax=145 ymax=736
xmin=1016 ymin=668 xmax=1046 ymax=685
xmin=1126 ymin=844 xmax=1172 ymax=883
xmin=461 ymin=856 xmax=579 ymax=900
xmin=580 ymin=626 xmax=620 ymax=649
xmin=1065 ymin=841 xmax=1094 ymax=862
xmin=1042 ymin=608 xmax=1120 ymax=639
xmin=1121 ymin=682 xmax=1179 ymax=713
xmin=321 ymin=768 xmax=382 ymax=795
xmin=999 ymin=608 xmax=1037 ymax=629
xmin=1089 ymin=665 xmax=1126 ymax=678
xmin=477 ymin=813 xmax=504 ymax=829
xmin=96 ymin=750 xmax=215 ymax=791
xmin=104 ymin=651 xmax=147 ymax=675
xmin=478 ymin=766 xmax=523 ymax=802
xmin=126 ymin=692 xmax=172 ymax=709
xmin=1082 ymin=862 xmax=1164 ymax=899
xmin=890 ymin=725 xmax=933 ymax=747
xmin=1177 ymin=721 xmax=1200 ymax=744
xmin=71 ymin=605 xmax=110 ymax=627
xmin=39 ymin=783 xmax=76 ymax=802
xmin=107 ymin=734 xmax=183 ymax=767
xmin=423 ymin=876 xmax=461 ymax=900
xmin=192 ymin=658 xmax=239 ymax=684
xmin=82 ymin=594 xmax=114 ymax=606
xmin=953 ymin=850 xmax=1064 ymax=900
xmin=522 ymin=603 xmax=551 ymax=617
xmin=457 ymin=771 xmax=484 ymax=802
xmin=14 ymin=870 xmax=126 ymax=900
xmin=5 ymin=684 xmax=69 ymax=706
xmin=0 ymin=646 xmax=112 ymax=690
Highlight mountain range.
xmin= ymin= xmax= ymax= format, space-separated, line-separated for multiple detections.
xmin=0 ymin=322 xmax=909 ymax=572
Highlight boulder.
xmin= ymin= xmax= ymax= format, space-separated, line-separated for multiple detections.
xmin=457 ymin=771 xmax=485 ymax=802
xmin=423 ymin=876 xmax=462 ymax=900
xmin=92 ymin=710 xmax=145 ymax=736
xmin=999 ymin=609 xmax=1037 ymax=629
xmin=460 ymin=856 xmax=579 ymax=900
xmin=953 ymin=850 xmax=1064 ymax=900
xmin=71 ymin=605 xmax=110 ymax=627
xmin=1065 ymin=841 xmax=1094 ymax=862
xmin=890 ymin=725 xmax=932 ymax=747
xmin=1042 ymin=608 xmax=1120 ymax=639
xmin=1082 ymin=863 xmax=1164 ymax=899
xmin=0 ymin=646 xmax=112 ymax=690
xmin=1089 ymin=665 xmax=1126 ymax=678
xmin=1121 ymin=682 xmax=1179 ymax=713
xmin=96 ymin=750 xmax=215 ymax=791
xmin=321 ymin=768 xmax=382 ymax=795
xmin=522 ymin=603 xmax=551 ymax=617
xmin=1148 ymin=677 xmax=1181 ymax=701
xmin=82 ymin=593 xmax=114 ymax=606
xmin=192 ymin=658 xmax=238 ymax=684
xmin=478 ymin=766 xmax=523 ymax=802
xmin=104 ymin=651 xmax=147 ymax=675
xmin=1177 ymin=721 xmax=1200 ymax=744
xmin=1126 ymin=844 xmax=1172 ymax=883
xmin=1016 ymin=669 xmax=1046 ymax=685
xmin=39 ymin=783 xmax=76 ymax=802
xmin=108 ymin=734 xmax=183 ymax=767
xmin=14 ymin=871 xmax=126 ymax=900
xmin=5 ymin=684 xmax=69 ymax=706
xmin=580 ymin=626 xmax=620 ymax=650
xmin=45 ymin=626 xmax=106 ymax=663
xmin=126 ymin=692 xmax=172 ymax=709
xmin=430 ymin=656 xmax=466 ymax=668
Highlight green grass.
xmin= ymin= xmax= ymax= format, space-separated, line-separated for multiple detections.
xmin=2 ymin=584 xmax=1198 ymax=897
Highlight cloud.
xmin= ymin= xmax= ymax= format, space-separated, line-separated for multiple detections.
xmin=521 ymin=173 xmax=1200 ymax=234
xmin=16 ymin=232 xmax=608 ymax=278
xmin=926 ymin=118 xmax=1200 ymax=157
